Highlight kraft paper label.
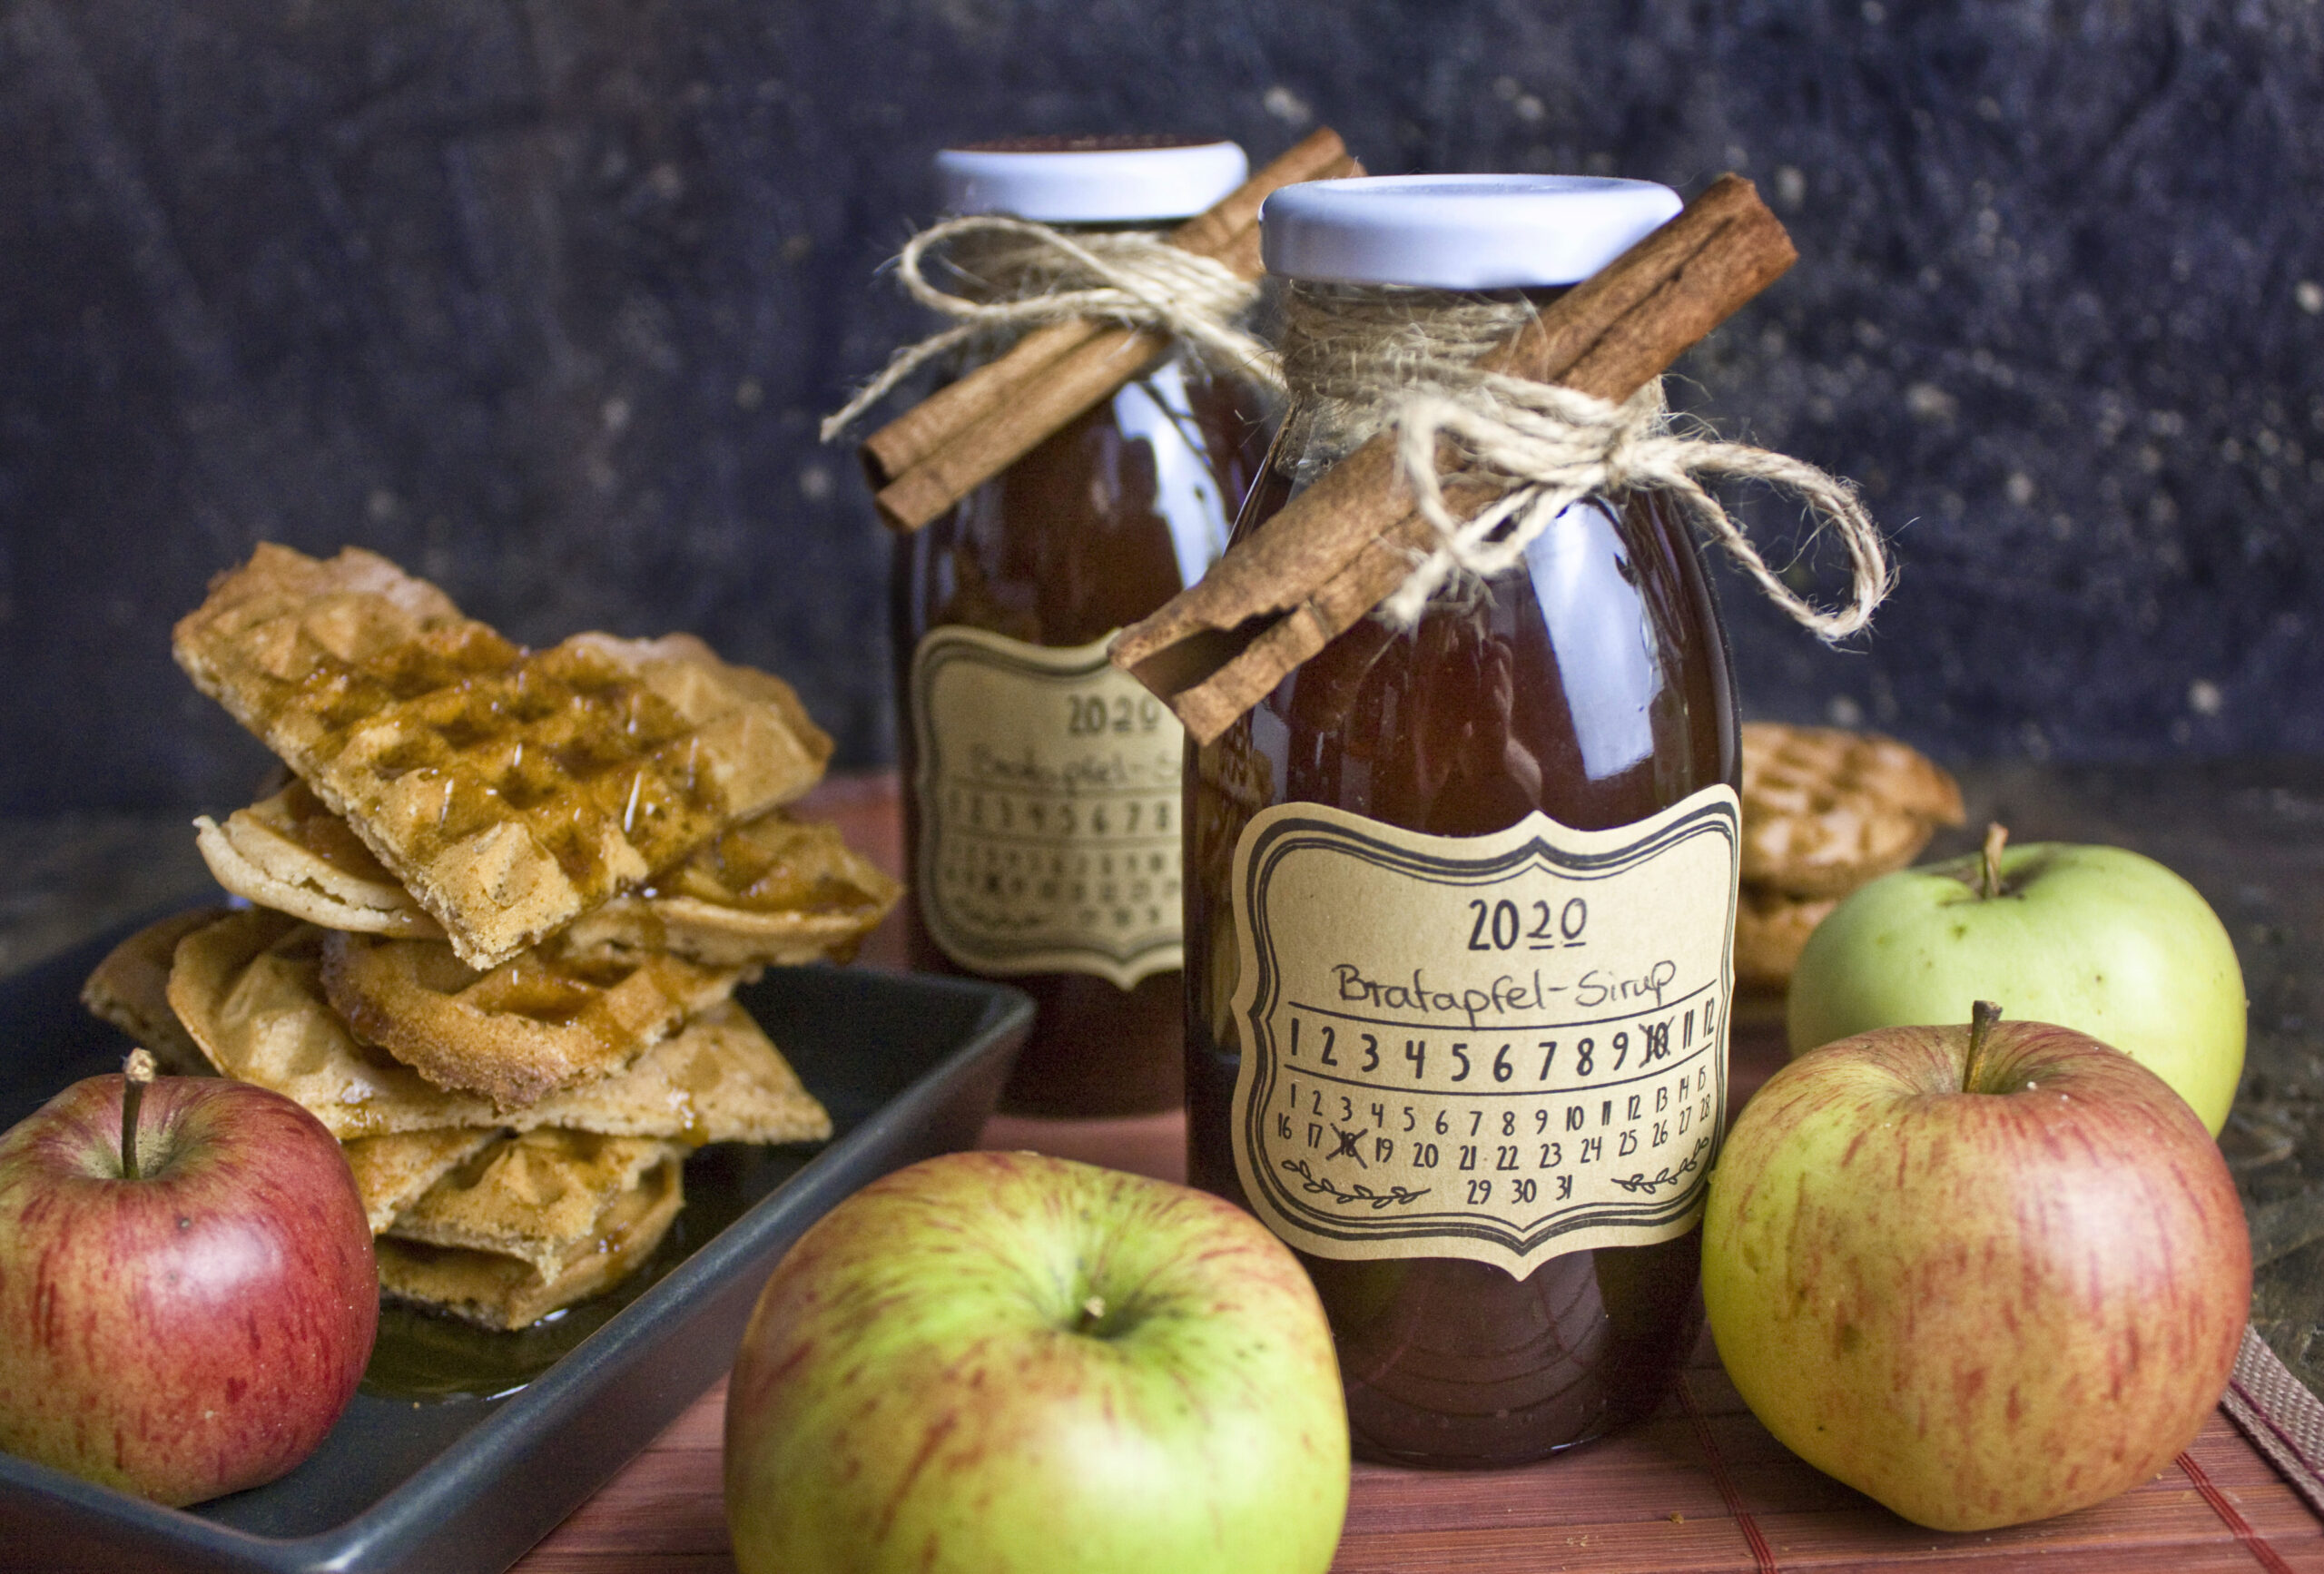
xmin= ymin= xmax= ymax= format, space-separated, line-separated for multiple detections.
xmin=1227 ymin=787 xmax=1739 ymax=1276
xmin=911 ymin=626 xmax=1183 ymax=989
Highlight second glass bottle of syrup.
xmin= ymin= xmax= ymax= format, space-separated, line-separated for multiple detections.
xmin=1185 ymin=175 xmax=1742 ymax=1465
xmin=894 ymin=138 xmax=1272 ymax=1117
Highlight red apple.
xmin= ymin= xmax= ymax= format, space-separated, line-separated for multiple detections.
xmin=0 ymin=1053 xmax=378 ymax=1506
xmin=1702 ymin=1007 xmax=2250 ymax=1531
xmin=724 ymin=1150 xmax=1349 ymax=1574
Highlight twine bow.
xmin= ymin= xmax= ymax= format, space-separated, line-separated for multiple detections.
xmin=1384 ymin=373 xmax=1895 ymax=637
xmin=821 ymin=214 xmax=1282 ymax=441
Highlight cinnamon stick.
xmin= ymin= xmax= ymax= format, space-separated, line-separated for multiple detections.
xmin=862 ymin=127 xmax=1362 ymax=530
xmin=1110 ymin=172 xmax=1797 ymax=745
xmin=858 ymin=320 xmax=1094 ymax=490
xmin=872 ymin=323 xmax=1179 ymax=530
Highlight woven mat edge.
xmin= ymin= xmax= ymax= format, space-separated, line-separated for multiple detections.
xmin=2221 ymin=1323 xmax=2324 ymax=1520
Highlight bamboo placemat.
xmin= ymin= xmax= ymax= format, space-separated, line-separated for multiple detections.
xmin=509 ymin=1323 xmax=2323 ymax=1574
xmin=512 ymin=1086 xmax=2324 ymax=1572
xmin=2229 ymin=1325 xmax=2324 ymax=1524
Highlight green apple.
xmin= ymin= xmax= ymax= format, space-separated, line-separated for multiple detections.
xmin=1704 ymin=1008 xmax=2250 ymax=1531
xmin=724 ymin=1150 xmax=1349 ymax=1574
xmin=1787 ymin=831 xmax=2245 ymax=1133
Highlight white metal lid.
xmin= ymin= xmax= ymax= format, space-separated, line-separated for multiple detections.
xmin=1260 ymin=174 xmax=1683 ymax=289
xmin=935 ymin=137 xmax=1249 ymax=223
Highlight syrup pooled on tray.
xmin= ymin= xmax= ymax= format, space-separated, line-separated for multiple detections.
xmin=359 ymin=1142 xmax=816 ymax=1401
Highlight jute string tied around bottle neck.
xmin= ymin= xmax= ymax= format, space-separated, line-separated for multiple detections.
xmin=821 ymin=215 xmax=1284 ymax=442
xmin=1281 ymin=284 xmax=1895 ymax=636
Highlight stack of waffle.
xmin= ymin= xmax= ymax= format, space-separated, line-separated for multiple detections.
xmin=82 ymin=545 xmax=899 ymax=1329
xmin=1734 ymin=723 xmax=1965 ymax=992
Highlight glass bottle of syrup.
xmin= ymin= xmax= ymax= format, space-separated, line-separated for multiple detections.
xmin=895 ymin=138 xmax=1272 ymax=1117
xmin=1185 ymin=175 xmax=1741 ymax=1465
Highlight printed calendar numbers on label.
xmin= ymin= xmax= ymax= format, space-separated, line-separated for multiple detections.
xmin=911 ymin=627 xmax=1185 ymax=989
xmin=1226 ymin=789 xmax=1740 ymax=1274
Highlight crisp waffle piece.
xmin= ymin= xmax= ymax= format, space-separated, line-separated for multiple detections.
xmin=560 ymin=809 xmax=901 ymax=968
xmin=199 ymin=782 xmax=895 ymax=969
xmin=79 ymin=906 xmax=227 ymax=1077
xmin=169 ymin=908 xmax=504 ymax=1136
xmin=1739 ymin=723 xmax=1965 ymax=899
xmin=343 ymin=1129 xmax=502 ymax=1235
xmin=566 ymin=999 xmax=831 ymax=1146
xmin=320 ymin=931 xmax=745 ymax=1111
xmin=1734 ymin=886 xmax=1840 ymax=992
xmin=383 ymin=1129 xmax=680 ymax=1280
xmin=194 ymin=780 xmax=442 ymax=939
xmin=166 ymin=910 xmax=827 ymax=1143
xmin=376 ymin=1143 xmax=684 ymax=1330
xmin=172 ymin=544 xmax=832 ymax=969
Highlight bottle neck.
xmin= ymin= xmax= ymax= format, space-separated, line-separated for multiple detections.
xmin=945 ymin=217 xmax=1163 ymax=290
xmin=1274 ymin=281 xmax=1573 ymax=471
xmin=943 ymin=219 xmax=1200 ymax=377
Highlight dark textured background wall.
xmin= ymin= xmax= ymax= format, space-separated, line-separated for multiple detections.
xmin=2 ymin=0 xmax=2318 ymax=811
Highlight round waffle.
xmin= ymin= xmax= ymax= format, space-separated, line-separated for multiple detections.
xmin=167 ymin=909 xmax=498 ymax=1138
xmin=1733 ymin=886 xmax=1840 ymax=992
xmin=159 ymin=909 xmax=825 ymax=1142
xmin=1740 ymin=723 xmax=1964 ymax=898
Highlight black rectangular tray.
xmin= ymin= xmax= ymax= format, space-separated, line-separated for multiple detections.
xmin=0 ymin=917 xmax=1033 ymax=1574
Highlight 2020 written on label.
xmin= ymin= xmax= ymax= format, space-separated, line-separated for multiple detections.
xmin=1227 ymin=789 xmax=1740 ymax=1274
xmin=911 ymin=626 xmax=1185 ymax=989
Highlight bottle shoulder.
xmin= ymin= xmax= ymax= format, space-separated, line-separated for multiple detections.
xmin=1205 ymin=480 xmax=1736 ymax=837
xmin=899 ymin=363 xmax=1274 ymax=649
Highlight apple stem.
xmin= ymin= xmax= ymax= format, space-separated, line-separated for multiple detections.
xmin=1964 ymin=1001 xmax=2002 ymax=1094
xmin=1980 ymin=822 xmax=2009 ymax=900
xmin=119 ymin=1048 xmax=157 ymax=1181
xmin=1076 ymin=1294 xmax=1108 ymax=1334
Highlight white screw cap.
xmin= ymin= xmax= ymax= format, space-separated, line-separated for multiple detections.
xmin=1261 ymin=173 xmax=1683 ymax=289
xmin=935 ymin=137 xmax=1250 ymax=223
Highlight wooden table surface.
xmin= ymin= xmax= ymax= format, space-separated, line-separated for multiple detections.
xmin=497 ymin=771 xmax=2324 ymax=1574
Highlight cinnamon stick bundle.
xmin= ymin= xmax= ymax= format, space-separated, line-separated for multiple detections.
xmin=861 ymin=127 xmax=1362 ymax=533
xmin=1109 ymin=173 xmax=1797 ymax=745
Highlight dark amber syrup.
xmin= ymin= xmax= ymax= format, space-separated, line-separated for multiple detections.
xmin=1185 ymin=462 xmax=1738 ymax=1465
xmin=893 ymin=369 xmax=1267 ymax=1117
xmin=358 ymin=1141 xmax=818 ymax=1402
